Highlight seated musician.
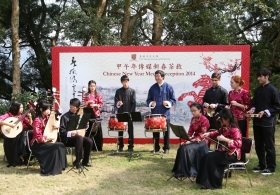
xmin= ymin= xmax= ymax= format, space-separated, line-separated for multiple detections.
xmin=0 ymin=101 xmax=32 ymax=167
xmin=196 ymin=108 xmax=242 ymax=189
xmin=172 ymin=102 xmax=209 ymax=178
xmin=30 ymin=100 xmax=67 ymax=176
xmin=59 ymin=98 xmax=93 ymax=168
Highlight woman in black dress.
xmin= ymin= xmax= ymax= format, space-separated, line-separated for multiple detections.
xmin=196 ymin=109 xmax=242 ymax=189
xmin=30 ymin=101 xmax=67 ymax=176
xmin=172 ymin=103 xmax=210 ymax=178
xmin=0 ymin=101 xmax=32 ymax=167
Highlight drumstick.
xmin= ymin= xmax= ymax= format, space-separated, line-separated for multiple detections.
xmin=119 ymin=95 xmax=122 ymax=102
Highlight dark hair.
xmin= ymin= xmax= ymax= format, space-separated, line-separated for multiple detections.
xmin=257 ymin=68 xmax=271 ymax=79
xmin=189 ymin=102 xmax=203 ymax=113
xmin=121 ymin=75 xmax=129 ymax=82
xmin=9 ymin=101 xmax=22 ymax=115
xmin=88 ymin=80 xmax=98 ymax=96
xmin=35 ymin=100 xmax=51 ymax=117
xmin=211 ymin=72 xmax=221 ymax=80
xmin=155 ymin=70 xmax=165 ymax=79
xmin=219 ymin=109 xmax=238 ymax=128
xmin=70 ymin=98 xmax=80 ymax=108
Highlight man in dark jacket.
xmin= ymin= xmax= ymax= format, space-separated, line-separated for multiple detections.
xmin=114 ymin=75 xmax=136 ymax=152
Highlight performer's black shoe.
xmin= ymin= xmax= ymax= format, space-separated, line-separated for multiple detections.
xmin=126 ymin=148 xmax=134 ymax=152
xmin=82 ymin=163 xmax=92 ymax=167
xmin=118 ymin=147 xmax=123 ymax=152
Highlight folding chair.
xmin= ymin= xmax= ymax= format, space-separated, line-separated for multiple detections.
xmin=225 ymin=137 xmax=254 ymax=187
xmin=26 ymin=130 xmax=38 ymax=170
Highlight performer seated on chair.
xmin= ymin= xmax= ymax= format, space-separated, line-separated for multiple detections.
xmin=84 ymin=80 xmax=103 ymax=151
xmin=172 ymin=102 xmax=209 ymax=178
xmin=146 ymin=70 xmax=176 ymax=154
xmin=30 ymin=100 xmax=67 ymax=176
xmin=59 ymin=98 xmax=93 ymax=168
xmin=114 ymin=75 xmax=136 ymax=152
xmin=196 ymin=108 xmax=242 ymax=190
xmin=0 ymin=101 xmax=33 ymax=167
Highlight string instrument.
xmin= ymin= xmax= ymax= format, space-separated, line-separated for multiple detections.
xmin=68 ymin=86 xmax=88 ymax=137
xmin=1 ymin=100 xmax=35 ymax=138
xmin=43 ymin=87 xmax=60 ymax=143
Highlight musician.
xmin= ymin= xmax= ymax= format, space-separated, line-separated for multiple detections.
xmin=203 ymin=72 xmax=228 ymax=130
xmin=228 ymin=75 xmax=251 ymax=162
xmin=247 ymin=68 xmax=280 ymax=175
xmin=114 ymin=75 xmax=136 ymax=152
xmin=0 ymin=101 xmax=32 ymax=167
xmin=59 ymin=98 xmax=93 ymax=168
xmin=30 ymin=100 xmax=67 ymax=176
xmin=196 ymin=108 xmax=242 ymax=189
xmin=172 ymin=102 xmax=210 ymax=178
xmin=146 ymin=70 xmax=176 ymax=154
xmin=84 ymin=80 xmax=103 ymax=151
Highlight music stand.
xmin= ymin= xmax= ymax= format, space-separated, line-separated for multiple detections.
xmin=114 ymin=112 xmax=142 ymax=161
xmin=66 ymin=113 xmax=91 ymax=176
xmin=167 ymin=122 xmax=193 ymax=182
xmin=169 ymin=123 xmax=190 ymax=143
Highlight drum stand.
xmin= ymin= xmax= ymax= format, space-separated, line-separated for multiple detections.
xmin=144 ymin=130 xmax=164 ymax=159
xmin=107 ymin=128 xmax=128 ymax=155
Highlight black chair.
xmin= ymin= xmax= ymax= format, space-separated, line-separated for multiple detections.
xmin=225 ymin=137 xmax=254 ymax=187
xmin=26 ymin=130 xmax=38 ymax=170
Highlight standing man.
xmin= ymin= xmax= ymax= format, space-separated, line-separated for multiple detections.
xmin=114 ymin=75 xmax=136 ymax=152
xmin=146 ymin=70 xmax=176 ymax=154
xmin=248 ymin=68 xmax=280 ymax=175
xmin=59 ymin=98 xmax=93 ymax=168
xmin=203 ymin=72 xmax=228 ymax=131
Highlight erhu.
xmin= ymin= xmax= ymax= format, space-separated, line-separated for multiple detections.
xmin=68 ymin=86 xmax=88 ymax=137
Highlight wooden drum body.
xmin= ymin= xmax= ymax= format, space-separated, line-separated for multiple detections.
xmin=144 ymin=114 xmax=167 ymax=132
xmin=108 ymin=115 xmax=128 ymax=131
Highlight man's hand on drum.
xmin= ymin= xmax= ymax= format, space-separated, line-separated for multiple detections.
xmin=151 ymin=101 xmax=156 ymax=107
xmin=162 ymin=101 xmax=169 ymax=107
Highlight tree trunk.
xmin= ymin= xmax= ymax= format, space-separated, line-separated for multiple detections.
xmin=121 ymin=0 xmax=131 ymax=45
xmin=90 ymin=0 xmax=107 ymax=45
xmin=11 ymin=0 xmax=21 ymax=95
xmin=152 ymin=0 xmax=163 ymax=45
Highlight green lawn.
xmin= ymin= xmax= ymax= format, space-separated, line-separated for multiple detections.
xmin=0 ymin=124 xmax=280 ymax=195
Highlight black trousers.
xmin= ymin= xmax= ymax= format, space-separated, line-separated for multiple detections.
xmin=118 ymin=120 xmax=134 ymax=149
xmin=63 ymin=135 xmax=93 ymax=164
xmin=253 ymin=125 xmax=276 ymax=171
xmin=196 ymin=151 xmax=237 ymax=189
xmin=238 ymin=119 xmax=247 ymax=162
xmin=153 ymin=119 xmax=170 ymax=150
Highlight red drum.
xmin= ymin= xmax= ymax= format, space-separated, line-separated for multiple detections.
xmin=144 ymin=114 xmax=167 ymax=132
xmin=108 ymin=115 xmax=127 ymax=131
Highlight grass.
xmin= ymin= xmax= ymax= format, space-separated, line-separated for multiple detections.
xmin=1 ymin=124 xmax=280 ymax=195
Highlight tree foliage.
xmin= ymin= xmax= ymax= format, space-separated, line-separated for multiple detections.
xmin=0 ymin=0 xmax=280 ymax=101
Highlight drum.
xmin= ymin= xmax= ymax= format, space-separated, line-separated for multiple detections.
xmin=144 ymin=114 xmax=167 ymax=132
xmin=108 ymin=115 xmax=127 ymax=131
